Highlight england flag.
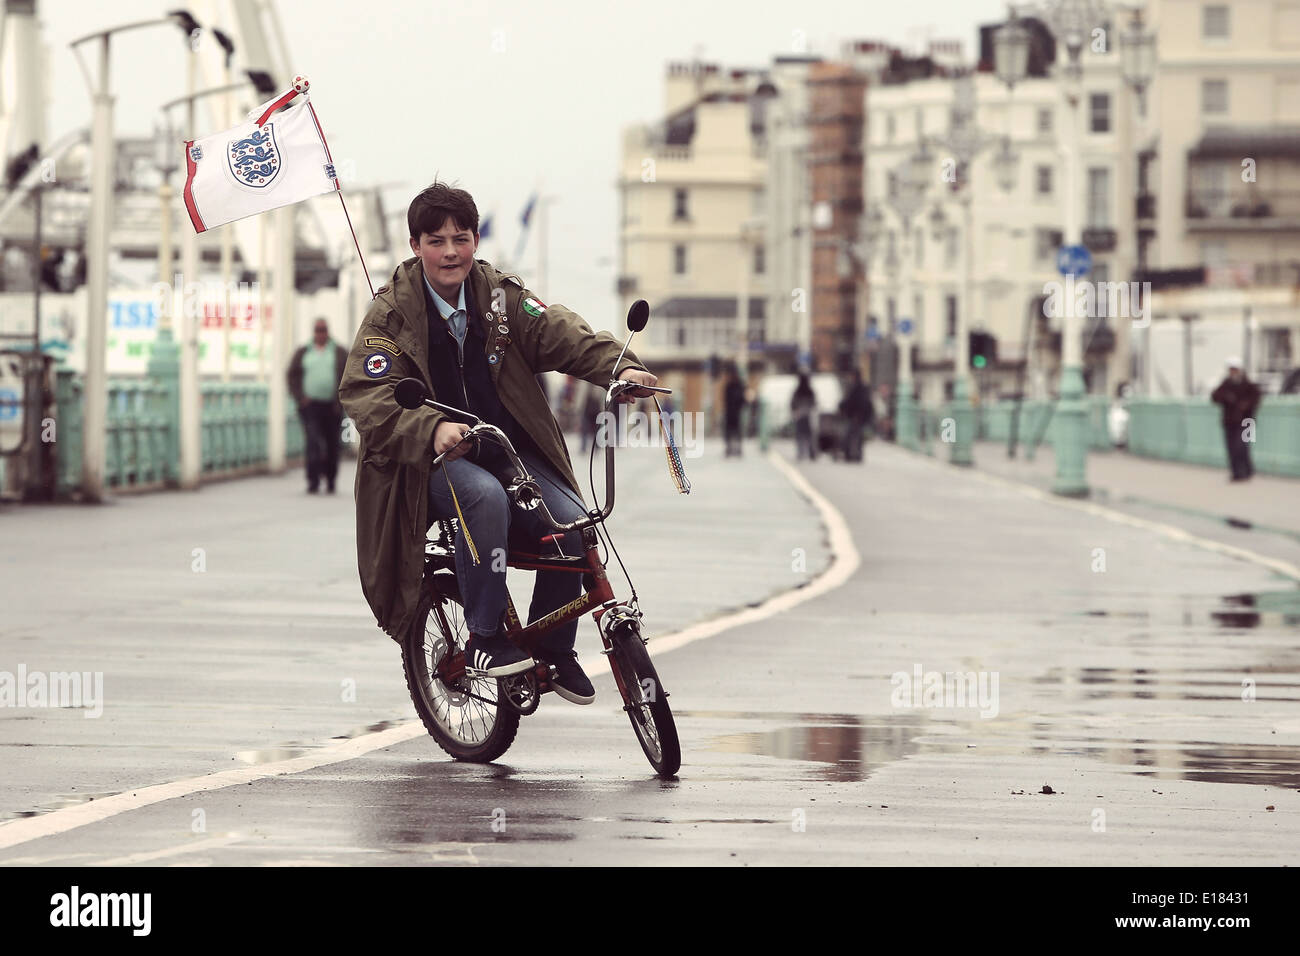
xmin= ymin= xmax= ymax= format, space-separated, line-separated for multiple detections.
xmin=182 ymin=94 xmax=339 ymax=234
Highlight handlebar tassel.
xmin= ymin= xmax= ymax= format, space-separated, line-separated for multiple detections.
xmin=654 ymin=395 xmax=691 ymax=495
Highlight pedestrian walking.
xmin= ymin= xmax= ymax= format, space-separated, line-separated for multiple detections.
xmin=723 ymin=366 xmax=746 ymax=458
xmin=287 ymin=317 xmax=347 ymax=493
xmin=792 ymin=372 xmax=817 ymax=461
xmin=1211 ymin=357 xmax=1261 ymax=482
xmin=580 ymin=386 xmax=602 ymax=452
xmin=838 ymin=369 xmax=873 ymax=462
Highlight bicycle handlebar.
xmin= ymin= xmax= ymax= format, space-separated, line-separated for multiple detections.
xmin=395 ymin=376 xmax=672 ymax=535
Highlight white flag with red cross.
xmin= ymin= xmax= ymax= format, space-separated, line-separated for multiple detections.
xmin=182 ymin=76 xmax=339 ymax=234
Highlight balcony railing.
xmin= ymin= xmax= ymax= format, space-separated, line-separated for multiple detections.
xmin=1135 ymin=192 xmax=1156 ymax=219
xmin=1082 ymin=227 xmax=1117 ymax=252
xmin=1185 ymin=188 xmax=1300 ymax=223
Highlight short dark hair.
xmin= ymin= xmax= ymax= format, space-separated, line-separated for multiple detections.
xmin=408 ymin=180 xmax=479 ymax=239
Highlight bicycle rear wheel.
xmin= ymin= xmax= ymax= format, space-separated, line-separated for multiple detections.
xmin=402 ymin=573 xmax=520 ymax=763
xmin=608 ymin=623 xmax=681 ymax=777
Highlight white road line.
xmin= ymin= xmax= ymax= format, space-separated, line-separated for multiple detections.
xmin=92 ymin=833 xmax=246 ymax=867
xmin=0 ymin=449 xmax=851 ymax=853
xmin=649 ymin=450 xmax=860 ymax=654
xmin=907 ymin=448 xmax=1300 ymax=582
xmin=0 ymin=724 xmax=425 ymax=851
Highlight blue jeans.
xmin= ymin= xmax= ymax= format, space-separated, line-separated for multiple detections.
xmin=427 ymin=447 xmax=588 ymax=651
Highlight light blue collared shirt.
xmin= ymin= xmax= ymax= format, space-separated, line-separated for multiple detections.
xmin=423 ymin=271 xmax=468 ymax=348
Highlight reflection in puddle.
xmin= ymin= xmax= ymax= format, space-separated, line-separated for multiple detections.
xmin=1030 ymin=666 xmax=1300 ymax=703
xmin=1076 ymin=590 xmax=1300 ymax=630
xmin=688 ymin=706 xmax=1300 ymax=790
xmin=705 ymin=714 xmax=927 ymax=782
xmin=0 ymin=790 xmax=120 ymax=822
xmin=235 ymin=747 xmax=309 ymax=764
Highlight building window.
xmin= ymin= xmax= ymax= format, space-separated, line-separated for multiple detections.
xmin=753 ymin=244 xmax=766 ymax=275
xmin=887 ymin=297 xmax=897 ymax=331
xmin=1091 ymin=262 xmax=1110 ymax=316
xmin=1089 ymin=93 xmax=1111 ymax=133
xmin=1262 ymin=327 xmax=1293 ymax=372
xmin=1036 ymin=165 xmax=1053 ymax=196
xmin=1202 ymin=79 xmax=1228 ymax=114
xmin=1035 ymin=227 xmax=1063 ymax=262
xmin=945 ymin=295 xmax=958 ymax=340
xmin=673 ymin=243 xmax=687 ymax=274
xmin=673 ymin=188 xmax=689 ymax=221
xmin=1202 ymin=4 xmax=1230 ymax=39
xmin=1037 ymin=107 xmax=1053 ymax=134
xmin=1087 ymin=167 xmax=1112 ymax=227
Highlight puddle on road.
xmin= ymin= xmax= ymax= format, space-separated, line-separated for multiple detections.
xmin=0 ymin=789 xmax=120 ymax=822
xmin=238 ymin=720 xmax=406 ymax=764
xmin=1076 ymin=590 xmax=1300 ymax=630
xmin=1031 ymin=666 xmax=1300 ymax=703
xmin=693 ymin=713 xmax=929 ymax=782
xmin=684 ymin=705 xmax=1300 ymax=790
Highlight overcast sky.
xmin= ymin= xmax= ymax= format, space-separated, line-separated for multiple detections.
xmin=39 ymin=0 xmax=1008 ymax=331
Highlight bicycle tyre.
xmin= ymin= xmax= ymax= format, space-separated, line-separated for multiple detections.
xmin=609 ymin=623 xmax=681 ymax=777
xmin=402 ymin=572 xmax=521 ymax=763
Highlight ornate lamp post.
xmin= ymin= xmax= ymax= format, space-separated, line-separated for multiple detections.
xmin=886 ymin=146 xmax=931 ymax=450
xmin=1119 ymin=7 xmax=1156 ymax=117
xmin=931 ymin=71 xmax=1020 ymax=466
xmin=1008 ymin=0 xmax=1105 ymax=496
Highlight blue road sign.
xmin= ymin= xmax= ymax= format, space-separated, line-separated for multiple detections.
xmin=1056 ymin=244 xmax=1092 ymax=277
xmin=898 ymin=318 xmax=914 ymax=335
xmin=0 ymin=388 xmax=19 ymax=422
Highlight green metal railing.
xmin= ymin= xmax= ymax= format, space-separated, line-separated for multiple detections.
xmin=1125 ymin=396 xmax=1300 ymax=478
xmin=55 ymin=364 xmax=304 ymax=496
xmin=969 ymin=395 xmax=1300 ymax=478
xmin=975 ymin=396 xmax=1111 ymax=452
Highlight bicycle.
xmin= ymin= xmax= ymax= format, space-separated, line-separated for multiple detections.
xmin=391 ymin=300 xmax=683 ymax=777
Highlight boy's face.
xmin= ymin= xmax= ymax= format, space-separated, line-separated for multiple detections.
xmin=410 ymin=219 xmax=479 ymax=298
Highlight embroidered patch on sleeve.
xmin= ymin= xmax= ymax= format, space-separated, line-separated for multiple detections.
xmin=522 ymin=296 xmax=547 ymax=317
xmin=364 ymin=336 xmax=402 ymax=356
xmin=364 ymin=353 xmax=390 ymax=378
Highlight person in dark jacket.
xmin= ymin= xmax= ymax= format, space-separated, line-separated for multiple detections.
xmin=288 ymin=317 xmax=348 ymax=493
xmin=838 ymin=369 xmax=874 ymax=462
xmin=723 ymin=366 xmax=746 ymax=457
xmin=1210 ymin=357 xmax=1261 ymax=481
xmin=791 ymin=372 xmax=817 ymax=461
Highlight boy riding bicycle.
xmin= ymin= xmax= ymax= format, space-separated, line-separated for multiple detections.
xmin=339 ymin=182 xmax=658 ymax=704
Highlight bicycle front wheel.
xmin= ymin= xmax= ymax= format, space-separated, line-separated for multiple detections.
xmin=608 ymin=623 xmax=681 ymax=777
xmin=402 ymin=573 xmax=520 ymax=763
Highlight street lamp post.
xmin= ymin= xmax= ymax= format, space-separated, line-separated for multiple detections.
xmin=887 ymin=147 xmax=931 ymax=451
xmin=69 ymin=15 xmax=179 ymax=502
xmin=929 ymin=69 xmax=1022 ymax=467
xmin=1008 ymin=0 xmax=1104 ymax=497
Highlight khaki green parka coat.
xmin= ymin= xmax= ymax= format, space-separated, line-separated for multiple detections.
xmin=338 ymin=256 xmax=646 ymax=642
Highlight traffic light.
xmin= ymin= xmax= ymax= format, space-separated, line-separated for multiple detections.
xmin=969 ymin=331 xmax=997 ymax=370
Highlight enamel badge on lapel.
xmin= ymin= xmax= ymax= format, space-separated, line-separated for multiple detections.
xmin=487 ymin=304 xmax=509 ymax=367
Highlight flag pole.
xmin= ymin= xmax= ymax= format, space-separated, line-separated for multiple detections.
xmin=335 ymin=190 xmax=375 ymax=298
